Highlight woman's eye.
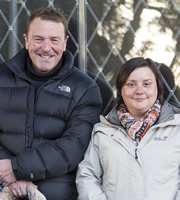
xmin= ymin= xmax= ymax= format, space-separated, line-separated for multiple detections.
xmin=144 ymin=82 xmax=150 ymax=86
xmin=127 ymin=83 xmax=135 ymax=87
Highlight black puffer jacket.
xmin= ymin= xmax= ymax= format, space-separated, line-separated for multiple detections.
xmin=0 ymin=48 xmax=102 ymax=199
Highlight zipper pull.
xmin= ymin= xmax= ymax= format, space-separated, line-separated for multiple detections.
xmin=135 ymin=148 xmax=138 ymax=159
xmin=134 ymin=140 xmax=139 ymax=160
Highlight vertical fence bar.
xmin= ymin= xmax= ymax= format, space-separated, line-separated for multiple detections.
xmin=9 ymin=0 xmax=18 ymax=58
xmin=78 ymin=0 xmax=87 ymax=73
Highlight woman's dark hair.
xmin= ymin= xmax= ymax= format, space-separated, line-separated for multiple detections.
xmin=116 ymin=57 xmax=164 ymax=109
xmin=25 ymin=8 xmax=68 ymax=38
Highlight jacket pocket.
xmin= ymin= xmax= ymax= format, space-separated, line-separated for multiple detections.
xmin=176 ymin=190 xmax=180 ymax=200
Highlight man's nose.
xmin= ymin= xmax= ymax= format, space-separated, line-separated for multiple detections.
xmin=41 ymin=40 xmax=51 ymax=51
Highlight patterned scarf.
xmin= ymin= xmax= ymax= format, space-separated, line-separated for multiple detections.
xmin=117 ymin=100 xmax=161 ymax=146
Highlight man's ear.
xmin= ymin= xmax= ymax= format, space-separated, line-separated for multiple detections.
xmin=23 ymin=34 xmax=28 ymax=49
xmin=64 ymin=35 xmax=69 ymax=51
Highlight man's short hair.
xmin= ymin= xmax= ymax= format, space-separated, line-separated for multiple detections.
xmin=25 ymin=8 xmax=68 ymax=38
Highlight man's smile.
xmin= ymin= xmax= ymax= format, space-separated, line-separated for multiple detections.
xmin=38 ymin=54 xmax=53 ymax=59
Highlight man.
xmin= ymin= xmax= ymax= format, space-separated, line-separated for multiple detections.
xmin=0 ymin=8 xmax=102 ymax=199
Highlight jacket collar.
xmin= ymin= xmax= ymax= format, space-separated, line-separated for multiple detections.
xmin=5 ymin=48 xmax=74 ymax=79
xmin=157 ymin=102 xmax=180 ymax=123
xmin=101 ymin=102 xmax=180 ymax=127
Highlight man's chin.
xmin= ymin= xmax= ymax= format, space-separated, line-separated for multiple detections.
xmin=33 ymin=66 xmax=53 ymax=74
xmin=38 ymin=68 xmax=52 ymax=74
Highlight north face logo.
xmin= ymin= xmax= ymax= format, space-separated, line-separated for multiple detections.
xmin=58 ymin=85 xmax=71 ymax=93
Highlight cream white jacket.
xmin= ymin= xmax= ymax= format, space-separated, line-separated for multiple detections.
xmin=76 ymin=103 xmax=180 ymax=200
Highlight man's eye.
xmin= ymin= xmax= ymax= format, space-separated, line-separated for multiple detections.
xmin=52 ymin=39 xmax=59 ymax=44
xmin=35 ymin=38 xmax=42 ymax=42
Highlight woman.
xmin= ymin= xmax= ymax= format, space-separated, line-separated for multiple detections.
xmin=76 ymin=57 xmax=180 ymax=200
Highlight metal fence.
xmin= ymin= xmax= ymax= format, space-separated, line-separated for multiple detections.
xmin=0 ymin=0 xmax=180 ymax=109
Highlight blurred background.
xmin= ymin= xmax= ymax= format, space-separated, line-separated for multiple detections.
xmin=0 ymin=0 xmax=179 ymax=111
